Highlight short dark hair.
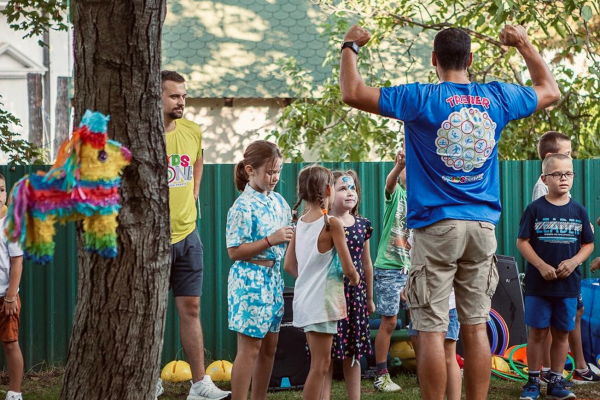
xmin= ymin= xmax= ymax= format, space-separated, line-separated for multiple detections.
xmin=433 ymin=28 xmax=471 ymax=71
xmin=542 ymin=153 xmax=571 ymax=173
xmin=161 ymin=70 xmax=185 ymax=85
xmin=537 ymin=131 xmax=570 ymax=160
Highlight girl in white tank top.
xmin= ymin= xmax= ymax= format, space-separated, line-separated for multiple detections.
xmin=284 ymin=165 xmax=360 ymax=400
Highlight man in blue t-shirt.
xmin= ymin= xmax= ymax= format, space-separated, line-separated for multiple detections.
xmin=339 ymin=25 xmax=560 ymax=400
xmin=517 ymin=153 xmax=594 ymax=400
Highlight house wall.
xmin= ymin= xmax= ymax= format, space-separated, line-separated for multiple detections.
xmin=0 ymin=8 xmax=72 ymax=163
xmin=184 ymin=98 xmax=284 ymax=164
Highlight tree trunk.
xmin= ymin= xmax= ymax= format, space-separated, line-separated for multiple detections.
xmin=53 ymin=76 xmax=70 ymax=160
xmin=27 ymin=73 xmax=44 ymax=149
xmin=60 ymin=1 xmax=169 ymax=399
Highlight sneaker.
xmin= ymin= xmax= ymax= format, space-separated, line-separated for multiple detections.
xmin=573 ymin=367 xmax=600 ymax=384
xmin=519 ymin=381 xmax=540 ymax=400
xmin=5 ymin=392 xmax=22 ymax=400
xmin=547 ymin=380 xmax=576 ymax=400
xmin=541 ymin=371 xmax=574 ymax=387
xmin=188 ymin=375 xmax=231 ymax=400
xmin=155 ymin=377 xmax=164 ymax=399
xmin=373 ymin=373 xmax=401 ymax=392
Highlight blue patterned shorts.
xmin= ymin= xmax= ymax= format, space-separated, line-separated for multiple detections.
xmin=374 ymin=268 xmax=409 ymax=316
xmin=227 ymin=260 xmax=284 ymax=338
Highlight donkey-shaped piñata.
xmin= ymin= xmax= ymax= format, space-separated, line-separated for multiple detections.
xmin=4 ymin=110 xmax=132 ymax=264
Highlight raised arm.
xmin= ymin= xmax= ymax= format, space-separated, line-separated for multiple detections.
xmin=500 ymin=25 xmax=560 ymax=111
xmin=339 ymin=25 xmax=381 ymax=114
xmin=385 ymin=151 xmax=405 ymax=194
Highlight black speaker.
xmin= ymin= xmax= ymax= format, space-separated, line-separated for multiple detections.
xmin=456 ymin=255 xmax=526 ymax=356
xmin=268 ymin=287 xmax=310 ymax=390
xmin=492 ymin=255 xmax=527 ymax=348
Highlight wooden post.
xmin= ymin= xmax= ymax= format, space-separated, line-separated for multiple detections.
xmin=54 ymin=77 xmax=70 ymax=159
xmin=27 ymin=73 xmax=44 ymax=148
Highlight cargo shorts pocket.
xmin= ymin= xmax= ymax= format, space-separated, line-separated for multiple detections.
xmin=405 ymin=264 xmax=430 ymax=309
xmin=423 ymin=223 xmax=456 ymax=236
xmin=486 ymin=255 xmax=499 ymax=297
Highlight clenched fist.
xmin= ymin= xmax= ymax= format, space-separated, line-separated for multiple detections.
xmin=343 ymin=25 xmax=372 ymax=47
xmin=499 ymin=25 xmax=530 ymax=48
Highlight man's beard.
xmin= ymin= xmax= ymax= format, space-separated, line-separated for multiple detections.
xmin=168 ymin=109 xmax=183 ymax=120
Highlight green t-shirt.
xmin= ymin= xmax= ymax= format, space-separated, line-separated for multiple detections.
xmin=374 ymin=185 xmax=411 ymax=271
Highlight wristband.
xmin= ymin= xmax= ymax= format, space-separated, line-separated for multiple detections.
xmin=265 ymin=236 xmax=272 ymax=248
xmin=3 ymin=296 xmax=17 ymax=303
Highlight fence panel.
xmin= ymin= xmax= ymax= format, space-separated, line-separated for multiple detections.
xmin=1 ymin=160 xmax=599 ymax=368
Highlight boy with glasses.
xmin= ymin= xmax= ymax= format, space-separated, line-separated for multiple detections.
xmin=531 ymin=131 xmax=600 ymax=386
xmin=517 ymin=153 xmax=595 ymax=400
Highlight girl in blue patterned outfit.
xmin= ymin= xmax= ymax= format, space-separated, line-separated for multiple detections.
xmin=226 ymin=140 xmax=293 ymax=400
xmin=284 ymin=164 xmax=360 ymax=400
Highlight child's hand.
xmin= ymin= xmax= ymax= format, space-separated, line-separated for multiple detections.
xmin=556 ymin=258 xmax=579 ymax=278
xmin=268 ymin=226 xmax=294 ymax=246
xmin=591 ymin=257 xmax=600 ymax=273
xmin=348 ymin=271 xmax=360 ymax=287
xmin=395 ymin=151 xmax=406 ymax=169
xmin=367 ymin=298 xmax=376 ymax=314
xmin=538 ymin=263 xmax=557 ymax=280
xmin=2 ymin=299 xmax=18 ymax=316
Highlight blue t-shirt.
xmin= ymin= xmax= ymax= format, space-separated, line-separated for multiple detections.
xmin=379 ymin=81 xmax=537 ymax=228
xmin=518 ymin=197 xmax=594 ymax=298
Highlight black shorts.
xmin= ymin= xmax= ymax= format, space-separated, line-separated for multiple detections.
xmin=171 ymin=229 xmax=204 ymax=297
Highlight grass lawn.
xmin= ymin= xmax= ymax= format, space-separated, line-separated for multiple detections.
xmin=4 ymin=369 xmax=600 ymax=400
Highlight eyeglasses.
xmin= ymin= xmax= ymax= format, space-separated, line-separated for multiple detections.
xmin=544 ymin=172 xmax=576 ymax=180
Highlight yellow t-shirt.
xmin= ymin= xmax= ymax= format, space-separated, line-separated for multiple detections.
xmin=166 ymin=119 xmax=202 ymax=244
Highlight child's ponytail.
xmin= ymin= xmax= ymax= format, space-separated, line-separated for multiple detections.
xmin=291 ymin=199 xmax=302 ymax=225
xmin=316 ymin=192 xmax=331 ymax=231
xmin=234 ymin=140 xmax=283 ymax=192
xmin=234 ymin=161 xmax=248 ymax=192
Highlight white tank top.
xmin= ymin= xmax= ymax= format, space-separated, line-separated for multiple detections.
xmin=292 ymin=216 xmax=347 ymax=327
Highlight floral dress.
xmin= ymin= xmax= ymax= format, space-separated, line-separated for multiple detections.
xmin=332 ymin=216 xmax=373 ymax=360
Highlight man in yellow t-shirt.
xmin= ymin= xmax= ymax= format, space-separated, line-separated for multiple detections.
xmin=157 ymin=71 xmax=230 ymax=400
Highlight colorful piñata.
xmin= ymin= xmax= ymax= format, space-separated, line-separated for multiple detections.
xmin=3 ymin=110 xmax=131 ymax=264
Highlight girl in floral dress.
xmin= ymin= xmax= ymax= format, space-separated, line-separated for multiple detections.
xmin=226 ymin=140 xmax=294 ymax=400
xmin=322 ymin=170 xmax=374 ymax=400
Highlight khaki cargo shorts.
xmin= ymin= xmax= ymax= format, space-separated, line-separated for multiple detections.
xmin=405 ymin=219 xmax=499 ymax=332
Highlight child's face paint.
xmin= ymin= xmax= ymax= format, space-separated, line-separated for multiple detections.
xmin=341 ymin=176 xmax=356 ymax=191
xmin=332 ymin=176 xmax=357 ymax=212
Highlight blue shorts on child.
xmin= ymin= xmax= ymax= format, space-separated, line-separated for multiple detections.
xmin=227 ymin=260 xmax=284 ymax=338
xmin=524 ymin=295 xmax=577 ymax=332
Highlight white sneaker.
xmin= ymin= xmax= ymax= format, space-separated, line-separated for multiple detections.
xmin=155 ymin=377 xmax=164 ymax=399
xmin=6 ymin=391 xmax=23 ymax=400
xmin=373 ymin=373 xmax=401 ymax=392
xmin=188 ymin=375 xmax=231 ymax=400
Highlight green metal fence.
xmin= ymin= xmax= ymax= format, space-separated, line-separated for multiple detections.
xmin=1 ymin=160 xmax=599 ymax=369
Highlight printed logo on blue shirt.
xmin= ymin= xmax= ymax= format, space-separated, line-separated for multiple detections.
xmin=436 ymin=107 xmax=497 ymax=173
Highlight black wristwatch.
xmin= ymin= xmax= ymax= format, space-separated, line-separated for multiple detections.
xmin=341 ymin=41 xmax=360 ymax=55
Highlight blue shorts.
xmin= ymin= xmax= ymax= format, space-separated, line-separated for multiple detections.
xmin=227 ymin=261 xmax=284 ymax=338
xmin=524 ymin=295 xmax=577 ymax=332
xmin=408 ymin=309 xmax=460 ymax=341
xmin=374 ymin=268 xmax=408 ymax=317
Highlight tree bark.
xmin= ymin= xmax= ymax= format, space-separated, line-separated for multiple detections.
xmin=60 ymin=1 xmax=169 ymax=399
xmin=27 ymin=73 xmax=44 ymax=149
xmin=53 ymin=76 xmax=70 ymax=160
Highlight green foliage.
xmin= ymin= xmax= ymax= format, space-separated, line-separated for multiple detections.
xmin=0 ymin=96 xmax=45 ymax=164
xmin=1 ymin=0 xmax=68 ymax=45
xmin=273 ymin=0 xmax=600 ymax=161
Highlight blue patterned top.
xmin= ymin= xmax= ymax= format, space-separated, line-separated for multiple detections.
xmin=226 ymin=184 xmax=291 ymax=261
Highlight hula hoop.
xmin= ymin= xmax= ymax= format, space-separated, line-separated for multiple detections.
xmin=487 ymin=317 xmax=498 ymax=356
xmin=508 ymin=344 xmax=575 ymax=381
xmin=489 ymin=309 xmax=509 ymax=355
xmin=491 ymin=355 xmax=528 ymax=382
